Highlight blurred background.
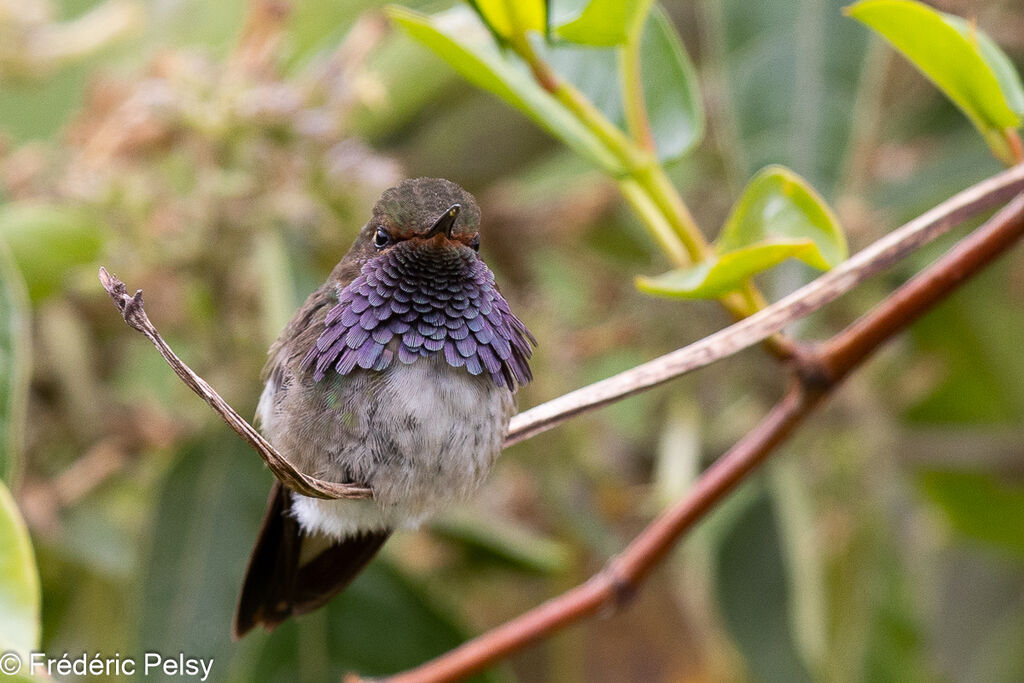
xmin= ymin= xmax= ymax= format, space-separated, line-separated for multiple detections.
xmin=2 ymin=0 xmax=1024 ymax=680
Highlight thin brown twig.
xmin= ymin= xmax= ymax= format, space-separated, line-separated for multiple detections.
xmin=505 ymin=162 xmax=1024 ymax=447
xmin=379 ymin=190 xmax=1024 ymax=683
xmin=99 ymin=164 xmax=1024 ymax=497
xmin=98 ymin=267 xmax=372 ymax=500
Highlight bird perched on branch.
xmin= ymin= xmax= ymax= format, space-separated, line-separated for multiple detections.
xmin=233 ymin=177 xmax=535 ymax=637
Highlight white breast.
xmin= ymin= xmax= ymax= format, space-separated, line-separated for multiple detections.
xmin=275 ymin=355 xmax=515 ymax=540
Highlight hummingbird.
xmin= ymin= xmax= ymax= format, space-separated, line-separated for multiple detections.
xmin=233 ymin=177 xmax=535 ymax=637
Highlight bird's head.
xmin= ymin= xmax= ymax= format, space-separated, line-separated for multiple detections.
xmin=354 ymin=177 xmax=482 ymax=259
xmin=308 ymin=178 xmax=534 ymax=390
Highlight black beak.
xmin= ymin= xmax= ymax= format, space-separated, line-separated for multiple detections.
xmin=425 ymin=204 xmax=461 ymax=238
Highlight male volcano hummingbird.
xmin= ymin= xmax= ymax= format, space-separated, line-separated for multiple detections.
xmin=233 ymin=177 xmax=535 ymax=637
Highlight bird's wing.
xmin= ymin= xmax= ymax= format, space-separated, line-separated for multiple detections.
xmin=255 ymin=284 xmax=339 ymax=431
xmin=260 ymin=283 xmax=339 ymax=385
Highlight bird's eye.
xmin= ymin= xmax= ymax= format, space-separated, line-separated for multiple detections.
xmin=373 ymin=227 xmax=390 ymax=250
xmin=470 ymin=234 xmax=480 ymax=252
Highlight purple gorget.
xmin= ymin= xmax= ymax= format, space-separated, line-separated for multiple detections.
xmin=303 ymin=240 xmax=535 ymax=390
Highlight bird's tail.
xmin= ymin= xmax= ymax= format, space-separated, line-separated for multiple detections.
xmin=232 ymin=481 xmax=390 ymax=639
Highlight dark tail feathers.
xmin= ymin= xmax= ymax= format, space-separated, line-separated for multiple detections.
xmin=232 ymin=481 xmax=390 ymax=638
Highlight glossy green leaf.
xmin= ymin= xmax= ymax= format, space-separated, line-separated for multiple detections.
xmin=387 ymin=6 xmax=622 ymax=174
xmin=0 ymin=203 xmax=105 ymax=301
xmin=542 ymin=7 xmax=704 ymax=162
xmin=554 ymin=0 xmax=654 ymax=47
xmin=468 ymin=0 xmax=547 ymax=44
xmin=919 ymin=470 xmax=1024 ymax=560
xmin=846 ymin=0 xmax=1023 ymax=163
xmin=0 ymin=242 xmax=29 ymax=486
xmin=0 ymin=481 xmax=40 ymax=656
xmin=642 ymin=8 xmax=704 ymax=162
xmin=943 ymin=15 xmax=1024 ymax=118
xmin=718 ymin=165 xmax=846 ymax=268
xmin=638 ymin=166 xmax=845 ymax=298
xmin=637 ymin=239 xmax=820 ymax=298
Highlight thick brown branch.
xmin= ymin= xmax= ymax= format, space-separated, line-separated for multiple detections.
xmin=382 ymin=190 xmax=1024 ymax=682
xmin=821 ymin=192 xmax=1024 ymax=381
xmin=98 ymin=267 xmax=372 ymax=500
xmin=505 ymin=163 xmax=1024 ymax=447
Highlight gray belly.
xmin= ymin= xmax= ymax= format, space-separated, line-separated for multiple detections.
xmin=257 ymin=354 xmax=515 ymax=539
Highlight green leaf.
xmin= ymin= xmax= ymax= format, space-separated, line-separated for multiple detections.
xmin=1 ymin=673 xmax=37 ymax=683
xmin=387 ymin=5 xmax=622 ymax=174
xmin=919 ymin=470 xmax=1024 ymax=560
xmin=637 ymin=166 xmax=845 ymax=298
xmin=0 ymin=480 xmax=40 ymax=656
xmin=642 ymin=8 xmax=705 ymax=162
xmin=637 ymin=239 xmax=820 ymax=298
xmin=0 ymin=203 xmax=105 ymax=301
xmin=846 ymin=0 xmax=1023 ymax=164
xmin=943 ymin=16 xmax=1024 ymax=118
xmin=468 ymin=0 xmax=548 ymax=44
xmin=554 ymin=0 xmax=654 ymax=47
xmin=718 ymin=165 xmax=846 ymax=268
xmin=0 ymin=241 xmax=29 ymax=486
xmin=284 ymin=0 xmax=382 ymax=70
xmin=244 ymin=562 xmax=495 ymax=682
xmin=542 ymin=7 xmax=704 ymax=162
xmin=771 ymin=461 xmax=828 ymax=676
xmin=348 ymin=30 xmax=462 ymax=140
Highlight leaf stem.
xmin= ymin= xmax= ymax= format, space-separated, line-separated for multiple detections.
xmin=633 ymin=163 xmax=714 ymax=261
xmin=508 ymin=14 xmax=771 ymax=326
xmin=512 ymin=36 xmax=708 ymax=267
xmin=618 ymin=179 xmax=690 ymax=266
xmin=553 ymin=80 xmax=648 ymax=168
xmin=618 ymin=39 xmax=655 ymax=151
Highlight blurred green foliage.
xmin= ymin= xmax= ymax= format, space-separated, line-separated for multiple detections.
xmin=0 ymin=0 xmax=1023 ymax=681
